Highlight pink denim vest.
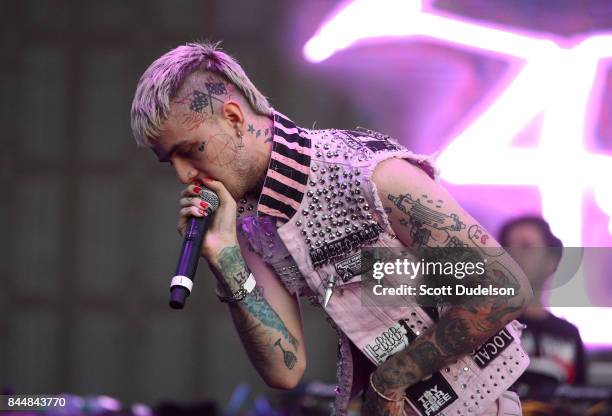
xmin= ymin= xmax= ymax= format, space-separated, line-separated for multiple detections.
xmin=238 ymin=124 xmax=529 ymax=416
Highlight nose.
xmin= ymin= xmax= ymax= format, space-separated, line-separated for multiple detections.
xmin=172 ymin=158 xmax=197 ymax=185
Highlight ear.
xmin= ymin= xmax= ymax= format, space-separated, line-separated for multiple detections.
xmin=221 ymin=101 xmax=245 ymax=133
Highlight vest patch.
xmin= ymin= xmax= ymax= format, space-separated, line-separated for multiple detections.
xmin=405 ymin=372 xmax=458 ymax=416
xmin=363 ymin=323 xmax=410 ymax=364
xmin=334 ymin=251 xmax=376 ymax=282
xmin=310 ymin=223 xmax=383 ymax=267
xmin=471 ymin=327 xmax=514 ymax=369
xmin=344 ymin=129 xmax=404 ymax=153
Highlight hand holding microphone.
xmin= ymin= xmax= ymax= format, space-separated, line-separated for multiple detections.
xmin=170 ymin=184 xmax=220 ymax=309
xmin=170 ymin=178 xmax=240 ymax=309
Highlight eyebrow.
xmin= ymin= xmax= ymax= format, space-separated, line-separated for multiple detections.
xmin=156 ymin=140 xmax=188 ymax=163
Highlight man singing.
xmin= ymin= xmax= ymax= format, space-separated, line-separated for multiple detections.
xmin=130 ymin=41 xmax=532 ymax=416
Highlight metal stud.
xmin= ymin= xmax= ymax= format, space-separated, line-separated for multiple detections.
xmin=296 ymin=220 xmax=302 ymax=226
xmin=302 ymin=209 xmax=309 ymax=216
xmin=311 ymin=165 xmax=318 ymax=172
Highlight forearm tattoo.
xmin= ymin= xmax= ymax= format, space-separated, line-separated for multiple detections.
xmin=217 ymin=245 xmax=250 ymax=291
xmin=216 ymin=246 xmax=299 ymax=370
xmin=242 ymin=287 xmax=299 ymax=349
xmin=274 ymin=338 xmax=297 ymax=369
xmin=373 ymin=192 xmax=529 ymax=392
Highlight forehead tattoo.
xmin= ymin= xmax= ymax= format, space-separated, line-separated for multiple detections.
xmin=173 ymin=78 xmax=232 ymax=131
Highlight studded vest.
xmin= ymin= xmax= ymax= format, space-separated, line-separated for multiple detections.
xmin=237 ymin=113 xmax=529 ymax=416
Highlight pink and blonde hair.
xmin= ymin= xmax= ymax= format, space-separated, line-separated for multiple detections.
xmin=130 ymin=40 xmax=273 ymax=147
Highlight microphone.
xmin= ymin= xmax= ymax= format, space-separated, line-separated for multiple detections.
xmin=169 ymin=187 xmax=220 ymax=309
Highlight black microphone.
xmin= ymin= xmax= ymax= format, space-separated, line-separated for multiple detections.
xmin=169 ymin=187 xmax=220 ymax=309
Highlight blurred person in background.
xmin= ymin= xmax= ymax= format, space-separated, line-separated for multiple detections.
xmin=499 ymin=216 xmax=586 ymax=398
xmin=130 ymin=41 xmax=534 ymax=416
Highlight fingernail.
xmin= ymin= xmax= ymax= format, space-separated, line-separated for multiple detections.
xmin=193 ymin=186 xmax=202 ymax=194
xmin=192 ymin=179 xmax=203 ymax=186
xmin=198 ymin=208 xmax=205 ymax=215
xmin=200 ymin=201 xmax=208 ymax=208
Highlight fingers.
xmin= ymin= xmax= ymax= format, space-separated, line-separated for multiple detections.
xmin=200 ymin=178 xmax=235 ymax=207
xmin=179 ymin=196 xmax=210 ymax=211
xmin=176 ymin=186 xmax=210 ymax=236
xmin=180 ymin=183 xmax=204 ymax=198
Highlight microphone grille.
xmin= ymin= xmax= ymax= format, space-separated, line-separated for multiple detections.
xmin=199 ymin=187 xmax=220 ymax=211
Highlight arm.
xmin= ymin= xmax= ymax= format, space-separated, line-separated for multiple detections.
xmin=364 ymin=158 xmax=533 ymax=413
xmin=212 ymin=236 xmax=307 ymax=389
xmin=179 ymin=179 xmax=306 ymax=389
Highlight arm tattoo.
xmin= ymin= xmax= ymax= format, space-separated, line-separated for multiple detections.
xmin=217 ymin=246 xmax=299 ymax=349
xmin=406 ymin=340 xmax=442 ymax=376
xmin=274 ymin=339 xmax=297 ymax=369
xmin=217 ymin=245 xmax=250 ymax=289
xmin=372 ymin=193 xmax=530 ymax=393
xmin=376 ymin=355 xmax=418 ymax=390
xmin=242 ymin=287 xmax=299 ymax=348
xmin=388 ymin=192 xmax=465 ymax=247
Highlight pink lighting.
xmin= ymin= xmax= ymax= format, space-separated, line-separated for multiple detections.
xmin=305 ymin=0 xmax=612 ymax=345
